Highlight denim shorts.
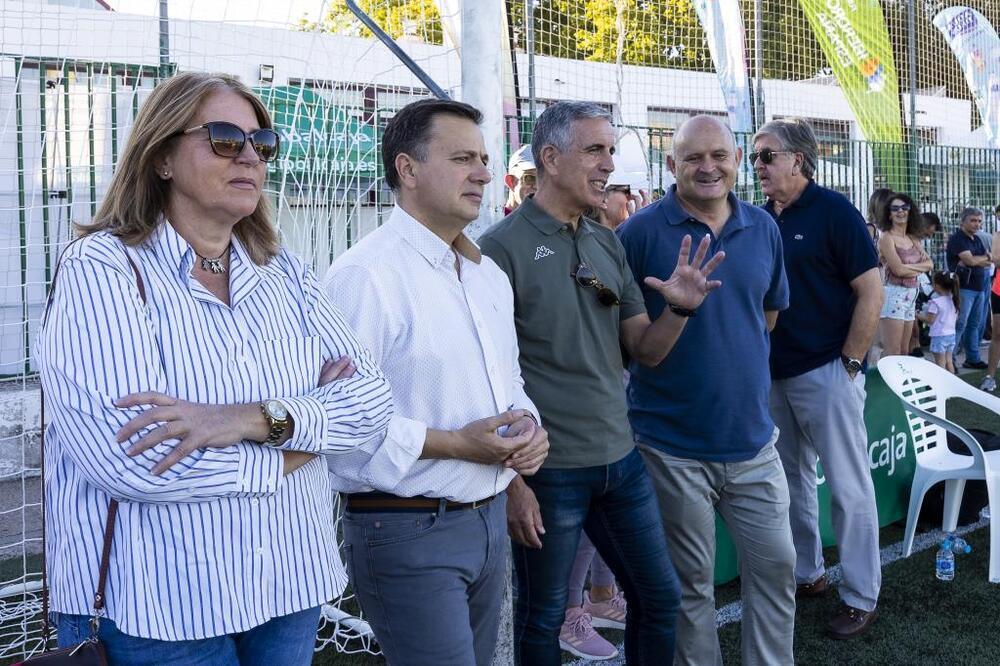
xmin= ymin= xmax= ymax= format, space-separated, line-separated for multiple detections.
xmin=930 ymin=334 xmax=957 ymax=354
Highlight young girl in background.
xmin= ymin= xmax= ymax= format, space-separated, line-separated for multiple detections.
xmin=918 ymin=271 xmax=961 ymax=373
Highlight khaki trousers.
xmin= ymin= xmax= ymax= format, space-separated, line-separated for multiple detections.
xmin=639 ymin=434 xmax=796 ymax=666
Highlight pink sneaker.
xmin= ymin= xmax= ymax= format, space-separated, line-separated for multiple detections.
xmin=584 ymin=589 xmax=627 ymax=630
xmin=559 ymin=606 xmax=618 ymax=661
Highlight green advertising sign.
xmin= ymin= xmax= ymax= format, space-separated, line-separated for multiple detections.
xmin=255 ymin=86 xmax=378 ymax=180
xmin=713 ymin=370 xmax=915 ymax=584
xmin=797 ymin=0 xmax=907 ymax=190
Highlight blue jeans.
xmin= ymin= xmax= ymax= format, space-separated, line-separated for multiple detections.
xmin=956 ymin=287 xmax=985 ymax=362
xmin=54 ymin=607 xmax=321 ymax=665
xmin=513 ymin=447 xmax=680 ymax=665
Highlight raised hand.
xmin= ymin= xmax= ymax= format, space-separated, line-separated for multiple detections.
xmin=643 ymin=233 xmax=725 ymax=311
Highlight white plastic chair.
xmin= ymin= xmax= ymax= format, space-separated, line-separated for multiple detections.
xmin=877 ymin=356 xmax=1000 ymax=583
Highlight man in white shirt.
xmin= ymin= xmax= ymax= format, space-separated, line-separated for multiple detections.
xmin=323 ymin=98 xmax=548 ymax=666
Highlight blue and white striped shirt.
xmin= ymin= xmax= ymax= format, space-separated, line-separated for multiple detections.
xmin=37 ymin=223 xmax=393 ymax=640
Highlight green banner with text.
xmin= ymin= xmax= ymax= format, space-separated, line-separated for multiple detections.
xmin=255 ymin=86 xmax=378 ymax=181
xmin=797 ymin=0 xmax=907 ymax=191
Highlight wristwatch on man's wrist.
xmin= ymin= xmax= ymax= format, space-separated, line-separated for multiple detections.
xmin=841 ymin=354 xmax=863 ymax=376
xmin=260 ymin=399 xmax=290 ymax=445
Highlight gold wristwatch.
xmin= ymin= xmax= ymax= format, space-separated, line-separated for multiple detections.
xmin=260 ymin=399 xmax=290 ymax=445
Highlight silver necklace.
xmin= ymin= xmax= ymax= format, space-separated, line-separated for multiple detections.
xmin=197 ymin=245 xmax=229 ymax=274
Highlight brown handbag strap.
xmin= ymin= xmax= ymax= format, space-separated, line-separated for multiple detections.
xmin=40 ymin=241 xmax=146 ymax=641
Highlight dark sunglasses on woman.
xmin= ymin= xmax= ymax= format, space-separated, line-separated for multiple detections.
xmin=889 ymin=204 xmax=911 ymax=213
xmin=177 ymin=121 xmax=280 ymax=162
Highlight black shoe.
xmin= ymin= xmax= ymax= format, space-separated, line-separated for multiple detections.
xmin=908 ymin=348 xmax=924 ymax=358
xmin=963 ymin=360 xmax=988 ymax=370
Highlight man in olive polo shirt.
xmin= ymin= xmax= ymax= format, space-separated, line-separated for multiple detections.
xmin=479 ymin=101 xmax=724 ymax=665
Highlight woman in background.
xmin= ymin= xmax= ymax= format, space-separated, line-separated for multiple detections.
xmin=877 ymin=193 xmax=933 ymax=356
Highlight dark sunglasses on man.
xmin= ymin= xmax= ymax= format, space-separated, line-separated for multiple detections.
xmin=177 ymin=121 xmax=280 ymax=162
xmin=748 ymin=147 xmax=792 ymax=165
xmin=605 ymin=184 xmax=631 ymax=196
xmin=571 ymin=263 xmax=620 ymax=307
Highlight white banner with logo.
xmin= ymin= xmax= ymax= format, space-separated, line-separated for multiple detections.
xmin=933 ymin=6 xmax=1000 ymax=147
xmin=692 ymin=0 xmax=754 ymax=133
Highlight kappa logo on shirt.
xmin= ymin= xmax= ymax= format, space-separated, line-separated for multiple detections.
xmin=794 ymin=234 xmax=804 ymax=240
xmin=534 ymin=245 xmax=555 ymax=260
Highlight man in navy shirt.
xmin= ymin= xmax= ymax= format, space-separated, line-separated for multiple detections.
xmin=755 ymin=118 xmax=883 ymax=639
xmin=946 ymin=207 xmax=990 ymax=369
xmin=619 ymin=115 xmax=796 ymax=665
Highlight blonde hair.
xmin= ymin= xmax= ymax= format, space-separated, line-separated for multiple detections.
xmin=80 ymin=72 xmax=279 ymax=265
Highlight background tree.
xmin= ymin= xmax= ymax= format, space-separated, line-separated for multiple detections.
xmin=301 ymin=0 xmax=444 ymax=44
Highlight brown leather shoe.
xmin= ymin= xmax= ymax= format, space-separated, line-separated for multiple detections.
xmin=826 ymin=604 xmax=877 ymax=639
xmin=795 ymin=574 xmax=829 ymax=598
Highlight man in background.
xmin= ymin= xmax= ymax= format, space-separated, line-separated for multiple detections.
xmin=505 ymin=144 xmax=537 ymax=215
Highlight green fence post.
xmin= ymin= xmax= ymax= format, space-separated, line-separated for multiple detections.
xmin=110 ymin=65 xmax=118 ymax=169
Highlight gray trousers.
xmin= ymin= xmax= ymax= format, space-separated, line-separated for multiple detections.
xmin=342 ymin=493 xmax=508 ymax=666
xmin=770 ymin=358 xmax=882 ymax=612
xmin=639 ymin=435 xmax=796 ymax=666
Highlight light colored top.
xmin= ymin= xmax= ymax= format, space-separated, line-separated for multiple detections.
xmin=323 ymin=206 xmax=539 ymax=502
xmin=927 ymin=294 xmax=959 ymax=337
xmin=37 ymin=225 xmax=393 ymax=640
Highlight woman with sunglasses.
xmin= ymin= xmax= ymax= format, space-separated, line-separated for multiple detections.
xmin=36 ymin=72 xmax=393 ymax=664
xmin=876 ymin=193 xmax=933 ymax=356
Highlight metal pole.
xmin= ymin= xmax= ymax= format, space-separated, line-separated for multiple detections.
xmin=159 ymin=0 xmax=170 ymax=77
xmin=87 ymin=62 xmax=97 ymax=221
xmin=39 ymin=66 xmax=51 ymax=286
xmin=526 ymin=0 xmax=536 ymax=122
xmin=62 ymin=62 xmax=74 ymax=234
xmin=753 ymin=0 xmax=764 ymax=128
xmin=462 ymin=0 xmax=505 ymax=236
xmin=345 ymin=0 xmax=449 ymax=99
xmin=906 ymin=0 xmax=918 ymax=195
xmin=14 ymin=58 xmax=29 ymax=375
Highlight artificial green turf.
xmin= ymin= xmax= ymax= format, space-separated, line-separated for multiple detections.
xmin=718 ymin=525 xmax=1000 ymax=665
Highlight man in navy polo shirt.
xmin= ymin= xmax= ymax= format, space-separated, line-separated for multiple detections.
xmin=946 ymin=206 xmax=990 ymax=369
xmin=618 ymin=115 xmax=796 ymax=665
xmin=755 ymin=118 xmax=883 ymax=640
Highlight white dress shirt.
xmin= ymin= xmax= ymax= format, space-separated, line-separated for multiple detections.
xmin=323 ymin=206 xmax=539 ymax=502
xmin=37 ymin=225 xmax=393 ymax=640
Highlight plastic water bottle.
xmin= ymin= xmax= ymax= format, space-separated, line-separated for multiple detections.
xmin=952 ymin=536 xmax=972 ymax=555
xmin=936 ymin=537 xmax=955 ymax=581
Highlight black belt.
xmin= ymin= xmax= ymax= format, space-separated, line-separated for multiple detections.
xmin=343 ymin=491 xmax=497 ymax=513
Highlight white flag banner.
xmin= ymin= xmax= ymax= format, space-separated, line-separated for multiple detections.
xmin=692 ymin=0 xmax=754 ymax=133
xmin=933 ymin=6 xmax=1000 ymax=147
